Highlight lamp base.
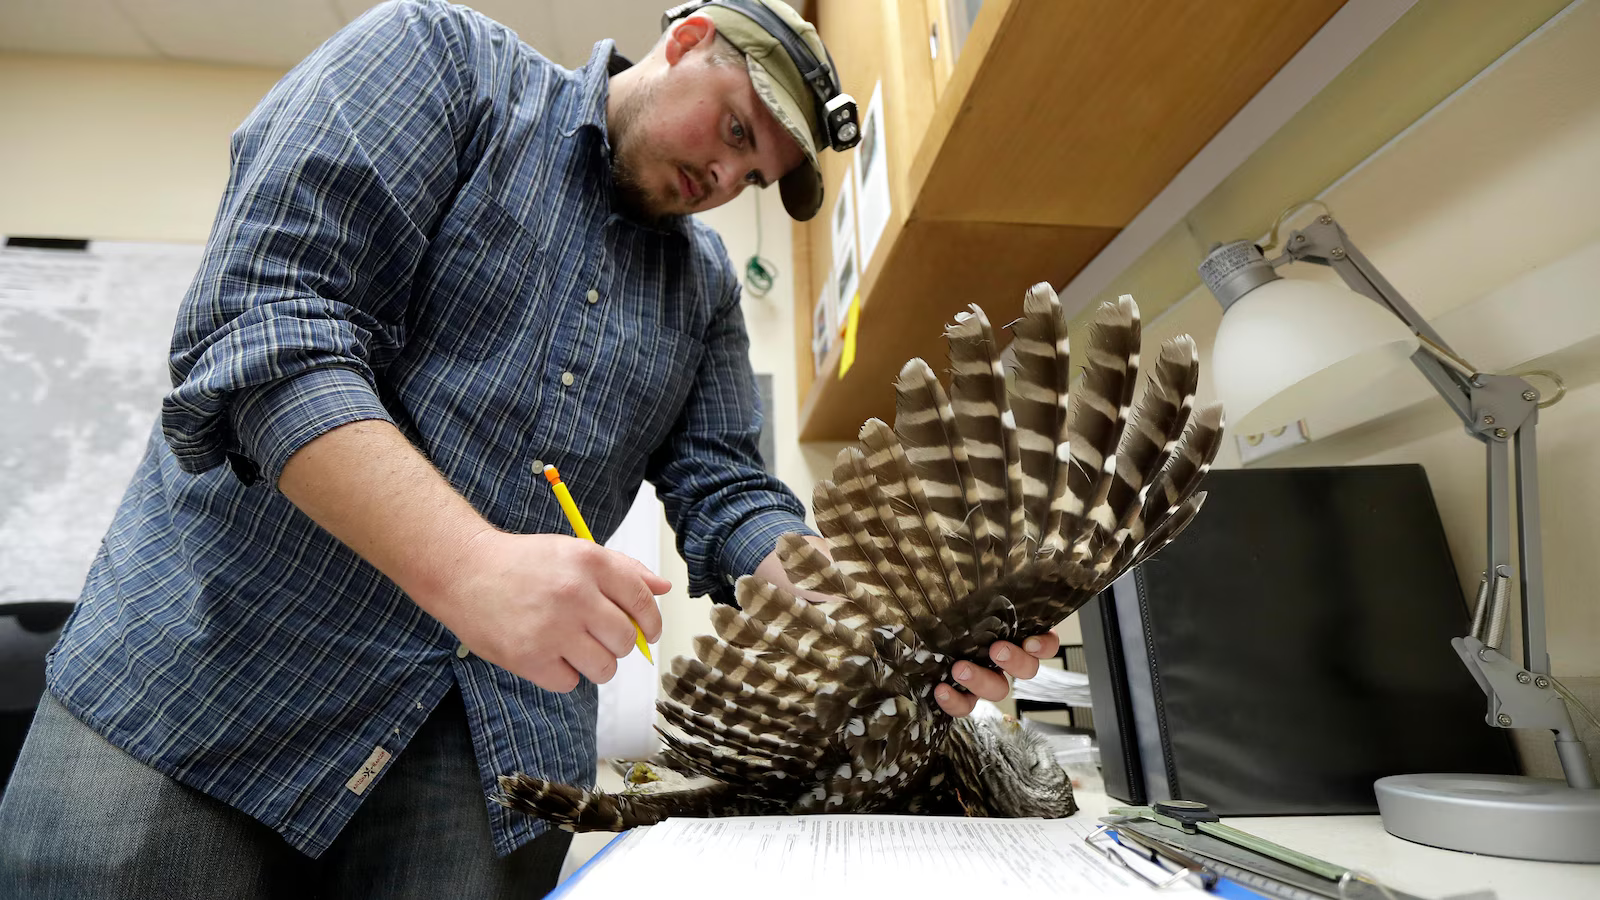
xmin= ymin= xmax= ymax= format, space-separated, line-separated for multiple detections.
xmin=1375 ymin=773 xmax=1600 ymax=863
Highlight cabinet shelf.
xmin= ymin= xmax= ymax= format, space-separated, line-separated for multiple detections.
xmin=794 ymin=0 xmax=1344 ymax=442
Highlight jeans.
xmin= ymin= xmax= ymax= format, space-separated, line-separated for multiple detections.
xmin=0 ymin=688 xmax=572 ymax=898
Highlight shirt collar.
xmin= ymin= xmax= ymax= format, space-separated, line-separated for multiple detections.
xmin=570 ymin=40 xmax=693 ymax=241
xmin=570 ymin=39 xmax=630 ymax=144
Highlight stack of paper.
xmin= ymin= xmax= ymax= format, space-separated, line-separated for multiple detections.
xmin=1024 ymin=719 xmax=1101 ymax=768
xmin=1010 ymin=664 xmax=1094 ymax=707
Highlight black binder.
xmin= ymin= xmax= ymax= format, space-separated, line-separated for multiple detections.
xmin=1081 ymin=464 xmax=1519 ymax=814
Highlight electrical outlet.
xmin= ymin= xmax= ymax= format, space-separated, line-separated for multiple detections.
xmin=1237 ymin=420 xmax=1311 ymax=464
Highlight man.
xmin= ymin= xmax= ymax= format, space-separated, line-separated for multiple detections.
xmin=0 ymin=1 xmax=1057 ymax=896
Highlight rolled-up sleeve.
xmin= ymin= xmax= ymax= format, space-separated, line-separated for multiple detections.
xmin=647 ymin=263 xmax=815 ymax=605
xmin=162 ymin=0 xmax=489 ymax=487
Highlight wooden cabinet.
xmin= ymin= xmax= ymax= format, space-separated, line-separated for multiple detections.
xmin=791 ymin=0 xmax=1345 ymax=441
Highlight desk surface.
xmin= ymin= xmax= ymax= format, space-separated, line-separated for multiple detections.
xmin=1071 ymin=790 xmax=1599 ymax=899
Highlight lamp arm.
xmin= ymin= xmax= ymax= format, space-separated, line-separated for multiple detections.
xmin=1267 ymin=216 xmax=1594 ymax=788
xmin=1270 ymin=217 xmax=1478 ymax=427
xmin=1282 ymin=219 xmax=1453 ymax=348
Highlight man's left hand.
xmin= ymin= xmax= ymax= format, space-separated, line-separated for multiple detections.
xmin=934 ymin=632 xmax=1061 ymax=718
xmin=755 ymin=536 xmax=1063 ymax=719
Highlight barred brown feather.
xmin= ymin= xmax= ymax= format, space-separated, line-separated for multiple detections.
xmin=894 ymin=359 xmax=981 ymax=588
xmin=1050 ymin=294 xmax=1140 ymax=559
xmin=856 ymin=419 xmax=958 ymax=618
xmin=946 ymin=305 xmax=1021 ymax=584
xmin=1006 ymin=283 xmax=1073 ymax=558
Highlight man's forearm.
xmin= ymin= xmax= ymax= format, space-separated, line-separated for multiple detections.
xmin=277 ymin=418 xmax=493 ymax=613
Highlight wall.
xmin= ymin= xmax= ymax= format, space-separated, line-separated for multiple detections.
xmin=1136 ymin=0 xmax=1600 ymax=675
xmin=0 ymin=53 xmax=285 ymax=242
xmin=1125 ymin=0 xmax=1600 ymax=775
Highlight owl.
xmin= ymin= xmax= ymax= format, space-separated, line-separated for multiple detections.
xmin=495 ymin=284 xmax=1223 ymax=831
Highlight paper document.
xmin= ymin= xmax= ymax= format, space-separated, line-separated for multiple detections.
xmin=1010 ymin=663 xmax=1093 ymax=706
xmin=557 ymin=814 xmax=1197 ymax=898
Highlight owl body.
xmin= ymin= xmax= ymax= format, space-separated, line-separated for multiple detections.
xmin=497 ymin=287 xmax=1221 ymax=832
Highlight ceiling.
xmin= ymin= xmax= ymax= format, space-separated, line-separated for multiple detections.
xmin=0 ymin=0 xmax=671 ymax=71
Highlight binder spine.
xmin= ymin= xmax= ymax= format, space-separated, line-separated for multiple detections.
xmin=1079 ymin=590 xmax=1145 ymax=804
xmin=1134 ymin=569 xmax=1183 ymax=801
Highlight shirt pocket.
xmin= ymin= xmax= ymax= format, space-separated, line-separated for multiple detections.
xmin=410 ymin=188 xmax=549 ymax=361
xmin=600 ymin=323 xmax=705 ymax=461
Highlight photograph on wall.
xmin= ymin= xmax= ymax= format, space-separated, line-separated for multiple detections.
xmin=833 ymin=244 xmax=858 ymax=335
xmin=830 ymin=160 xmax=859 ymax=334
xmin=853 ymin=80 xmax=892 ymax=268
xmin=831 ymin=158 xmax=856 ymax=255
xmin=811 ymin=274 xmax=834 ymax=374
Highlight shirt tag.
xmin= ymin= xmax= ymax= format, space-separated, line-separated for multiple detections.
xmin=346 ymin=745 xmax=392 ymax=796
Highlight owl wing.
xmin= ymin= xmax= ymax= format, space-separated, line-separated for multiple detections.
xmin=801 ymin=286 xmax=1224 ymax=660
xmin=496 ymin=286 xmax=1223 ymax=830
xmin=652 ymin=287 xmax=1223 ymax=794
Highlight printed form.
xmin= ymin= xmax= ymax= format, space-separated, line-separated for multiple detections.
xmin=556 ymin=814 xmax=1194 ymax=898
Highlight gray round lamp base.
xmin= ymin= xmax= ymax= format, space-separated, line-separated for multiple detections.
xmin=1375 ymin=773 xmax=1600 ymax=863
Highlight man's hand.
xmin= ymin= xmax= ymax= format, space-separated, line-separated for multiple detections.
xmin=277 ymin=419 xmax=668 ymax=695
xmin=933 ymin=632 xmax=1061 ymax=718
xmin=752 ymin=534 xmax=1062 ymax=718
xmin=442 ymin=531 xmax=668 ymax=693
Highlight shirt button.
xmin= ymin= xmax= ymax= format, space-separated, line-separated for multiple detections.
xmin=561 ymin=372 xmax=575 ymax=386
xmin=585 ymin=289 xmax=600 ymax=304
xmin=456 ymin=643 xmax=469 ymax=658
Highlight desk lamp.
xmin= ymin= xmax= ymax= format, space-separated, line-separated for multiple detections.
xmin=1196 ymin=209 xmax=1600 ymax=863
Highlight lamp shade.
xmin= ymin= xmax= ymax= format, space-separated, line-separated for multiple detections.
xmin=1213 ymin=277 xmax=1420 ymax=434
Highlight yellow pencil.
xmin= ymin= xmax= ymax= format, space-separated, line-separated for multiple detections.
xmin=542 ymin=464 xmax=654 ymax=663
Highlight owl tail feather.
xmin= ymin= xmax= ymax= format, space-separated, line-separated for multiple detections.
xmin=492 ymin=773 xmax=776 ymax=833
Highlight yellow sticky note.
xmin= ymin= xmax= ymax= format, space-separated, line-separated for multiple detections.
xmin=838 ymin=299 xmax=861 ymax=378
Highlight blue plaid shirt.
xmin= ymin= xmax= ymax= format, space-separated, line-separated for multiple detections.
xmin=46 ymin=0 xmax=809 ymax=858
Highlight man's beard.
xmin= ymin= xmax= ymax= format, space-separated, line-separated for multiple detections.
xmin=608 ymin=80 xmax=674 ymax=223
xmin=609 ymin=153 xmax=660 ymax=223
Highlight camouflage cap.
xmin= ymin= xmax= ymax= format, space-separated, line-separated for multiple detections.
xmin=686 ymin=0 xmax=834 ymax=221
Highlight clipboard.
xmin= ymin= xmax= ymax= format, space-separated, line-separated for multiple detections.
xmin=1098 ymin=802 xmax=1431 ymax=900
xmin=1084 ymin=823 xmax=1269 ymax=898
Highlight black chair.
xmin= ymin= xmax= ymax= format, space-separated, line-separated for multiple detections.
xmin=0 ymin=601 xmax=74 ymax=796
